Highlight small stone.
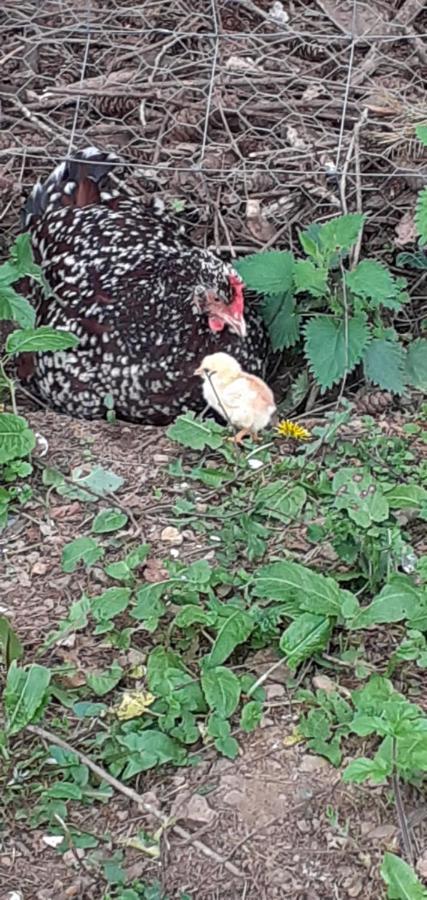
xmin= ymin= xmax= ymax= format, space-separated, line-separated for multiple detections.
xmin=416 ymin=851 xmax=427 ymax=879
xmin=312 ymin=674 xmax=336 ymax=693
xmin=153 ymin=454 xmax=169 ymax=464
xmin=222 ymin=789 xmax=244 ymax=807
xmin=299 ymin=754 xmax=330 ymax=773
xmin=63 ymin=849 xmax=84 ymax=867
xmin=182 ymin=794 xmax=216 ymax=825
xmin=366 ymin=823 xmax=396 ymax=842
xmin=265 ymin=683 xmax=285 ymax=700
xmin=160 ymin=526 xmax=183 ymax=545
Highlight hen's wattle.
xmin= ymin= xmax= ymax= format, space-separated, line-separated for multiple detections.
xmin=20 ymin=148 xmax=268 ymax=424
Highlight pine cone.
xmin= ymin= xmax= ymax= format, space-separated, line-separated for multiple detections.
xmin=355 ymin=391 xmax=394 ymax=415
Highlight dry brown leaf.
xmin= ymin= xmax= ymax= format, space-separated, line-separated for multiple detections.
xmin=395 ymin=210 xmax=417 ymax=246
xmin=143 ymin=557 xmax=169 ymax=582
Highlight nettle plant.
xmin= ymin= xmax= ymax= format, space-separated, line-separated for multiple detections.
xmin=235 ymin=213 xmax=427 ymax=396
xmin=0 ymin=234 xmax=78 ymax=528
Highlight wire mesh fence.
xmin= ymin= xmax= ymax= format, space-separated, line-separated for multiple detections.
xmin=1 ymin=0 xmax=427 ymax=273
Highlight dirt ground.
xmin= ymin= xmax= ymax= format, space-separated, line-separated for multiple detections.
xmin=1 ymin=407 xmax=423 ymax=900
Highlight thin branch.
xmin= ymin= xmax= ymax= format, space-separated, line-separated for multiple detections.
xmin=27 ymin=724 xmax=245 ymax=879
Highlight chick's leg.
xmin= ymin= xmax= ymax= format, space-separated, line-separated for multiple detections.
xmin=228 ymin=429 xmax=260 ymax=445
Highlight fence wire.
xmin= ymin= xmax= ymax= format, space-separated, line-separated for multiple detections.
xmin=1 ymin=0 xmax=427 ymax=269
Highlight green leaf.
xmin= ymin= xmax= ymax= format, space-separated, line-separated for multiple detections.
xmin=214 ymin=734 xmax=240 ymax=759
xmin=279 ymin=613 xmax=331 ymax=670
xmin=260 ymin=290 xmax=300 ymax=351
xmin=240 ymin=700 xmax=263 ymax=733
xmin=0 ymin=616 xmax=24 ymax=668
xmin=104 ymin=561 xmax=132 ymax=581
xmin=167 ymin=413 xmax=225 ymax=450
xmin=92 ymin=508 xmax=128 ymax=533
xmin=405 ymin=338 xmax=427 ymax=390
xmin=86 ymin=662 xmax=123 ymax=696
xmin=73 ymin=701 xmax=107 ymax=717
xmin=46 ymin=782 xmax=83 ymax=801
xmin=131 ymin=581 xmax=171 ymax=631
xmin=4 ymin=661 xmax=51 ymax=735
xmin=350 ymin=579 xmax=422 ymax=629
xmin=304 ymin=315 xmax=369 ymax=391
xmin=174 ymin=606 xmax=217 ymax=628
xmin=385 ymin=483 xmax=427 ymax=510
xmin=125 ymin=544 xmax=150 ymax=569
xmin=256 ymin=481 xmax=306 ymax=522
xmin=0 ymin=413 xmax=36 ymax=463
xmin=119 ymin=730 xmax=186 ymax=776
xmin=416 ymin=186 xmax=427 ymax=244
xmin=0 ymin=288 xmax=36 ymax=328
xmin=253 ymin=559 xmax=344 ymax=616
xmin=61 ymin=537 xmax=104 ymax=573
xmin=362 ymin=337 xmax=406 ymax=394
xmin=91 ymin=588 xmax=132 ymax=623
xmin=9 ymin=233 xmax=43 ymax=282
xmin=6 ymin=326 xmax=79 ymax=355
xmin=205 ymin=608 xmax=253 ymax=667
xmin=381 ymin=852 xmax=427 ymax=899
xmin=342 ymin=756 xmax=391 ymax=785
xmin=294 ymin=259 xmax=328 ymax=296
xmin=346 ymin=260 xmax=404 ymax=309
xmin=317 ymin=214 xmax=365 ymax=255
xmin=415 ymin=124 xmax=427 ymax=147
xmin=57 ymin=465 xmax=124 ymax=501
xmin=234 ymin=250 xmax=295 ymax=294
xmin=201 ymin=666 xmax=241 ymax=718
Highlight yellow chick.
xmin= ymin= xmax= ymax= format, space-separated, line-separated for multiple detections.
xmin=194 ymin=352 xmax=276 ymax=444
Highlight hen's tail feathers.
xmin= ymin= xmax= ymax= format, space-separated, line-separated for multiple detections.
xmin=21 ymin=147 xmax=123 ymax=228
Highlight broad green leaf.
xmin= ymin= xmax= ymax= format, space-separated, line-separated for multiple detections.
xmin=91 ymin=587 xmax=132 ymax=622
xmin=256 ymin=481 xmax=306 ymax=522
xmin=86 ymin=662 xmax=123 ymax=696
xmin=125 ymin=544 xmax=150 ymax=569
xmin=415 ymin=124 xmax=427 ymax=147
xmin=0 ymin=616 xmax=24 ymax=668
xmin=61 ymin=536 xmax=104 ymax=573
xmin=174 ymin=605 xmax=217 ymax=628
xmin=234 ymin=250 xmax=295 ymax=294
xmin=304 ymin=315 xmax=369 ymax=391
xmin=317 ymin=214 xmax=365 ymax=256
xmin=92 ymin=508 xmax=128 ymax=533
xmin=416 ymin=186 xmax=427 ymax=244
xmin=57 ymin=465 xmax=124 ymax=501
xmin=4 ymin=661 xmax=51 ymax=735
xmin=253 ymin=560 xmax=343 ymax=616
xmin=381 ymin=852 xmax=427 ymax=899
xmin=214 ymin=734 xmax=240 ymax=758
xmin=0 ymin=413 xmax=36 ymax=463
xmin=261 ymin=291 xmax=301 ymax=351
xmin=43 ymin=595 xmax=91 ymax=649
xmin=396 ymin=250 xmax=427 ymax=270
xmin=73 ymin=701 xmax=107 ymax=717
xmin=201 ymin=666 xmax=241 ymax=718
xmin=46 ymin=782 xmax=83 ymax=801
xmin=350 ymin=579 xmax=422 ymax=629
xmin=0 ymin=287 xmax=36 ymax=328
xmin=294 ymin=259 xmax=328 ymax=296
xmin=342 ymin=756 xmax=391 ymax=784
xmin=119 ymin=729 xmax=186 ymax=776
xmin=279 ymin=613 xmax=331 ymax=670
xmin=385 ymin=483 xmax=427 ymax=509
xmin=182 ymin=559 xmax=213 ymax=585
xmin=131 ymin=581 xmax=171 ymax=631
xmin=167 ymin=413 xmax=225 ymax=450
xmin=346 ymin=260 xmax=405 ymax=309
xmin=6 ymin=326 xmax=79 ymax=355
xmin=405 ymin=338 xmax=427 ymax=390
xmin=362 ymin=337 xmax=406 ymax=394
xmin=333 ymin=468 xmax=389 ymax=527
xmin=205 ymin=608 xmax=253 ymax=667
xmin=9 ymin=233 xmax=43 ymax=282
xmin=104 ymin=561 xmax=132 ymax=581
xmin=240 ymin=700 xmax=263 ymax=733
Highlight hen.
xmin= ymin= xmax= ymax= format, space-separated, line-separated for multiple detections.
xmin=195 ymin=352 xmax=276 ymax=443
xmin=19 ymin=148 xmax=268 ymax=424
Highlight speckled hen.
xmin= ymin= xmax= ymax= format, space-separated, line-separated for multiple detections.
xmin=19 ymin=147 xmax=268 ymax=424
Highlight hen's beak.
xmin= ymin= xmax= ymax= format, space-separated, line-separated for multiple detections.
xmin=219 ymin=309 xmax=247 ymax=339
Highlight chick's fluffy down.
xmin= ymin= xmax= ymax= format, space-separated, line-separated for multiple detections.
xmin=202 ymin=373 xmax=275 ymax=432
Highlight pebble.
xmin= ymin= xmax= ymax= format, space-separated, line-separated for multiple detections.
xmin=160 ymin=526 xmax=183 ymax=545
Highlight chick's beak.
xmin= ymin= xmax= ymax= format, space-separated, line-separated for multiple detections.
xmin=194 ymin=366 xmax=203 ymax=376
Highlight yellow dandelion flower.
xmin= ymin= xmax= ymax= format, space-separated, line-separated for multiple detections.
xmin=276 ymin=419 xmax=311 ymax=441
